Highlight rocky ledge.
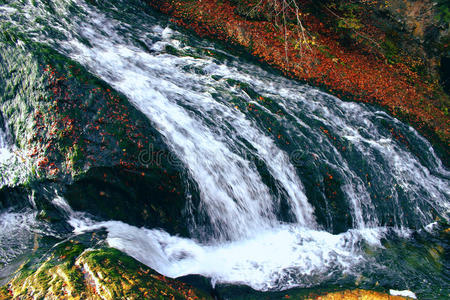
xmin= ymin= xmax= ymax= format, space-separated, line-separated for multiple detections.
xmin=0 ymin=29 xmax=191 ymax=235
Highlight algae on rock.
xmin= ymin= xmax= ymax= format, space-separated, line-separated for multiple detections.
xmin=1 ymin=238 xmax=211 ymax=299
xmin=0 ymin=31 xmax=191 ymax=234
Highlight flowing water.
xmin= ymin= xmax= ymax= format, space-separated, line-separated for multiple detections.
xmin=0 ymin=0 xmax=449 ymax=297
xmin=0 ymin=120 xmax=12 ymax=163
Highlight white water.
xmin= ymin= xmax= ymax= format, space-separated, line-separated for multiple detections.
xmin=390 ymin=289 xmax=417 ymax=299
xmin=0 ymin=122 xmax=35 ymax=187
xmin=0 ymin=211 xmax=36 ymax=264
xmin=59 ymin=3 xmax=318 ymax=240
xmin=1 ymin=0 xmax=449 ymax=292
xmin=65 ymin=206 xmax=388 ymax=290
xmin=0 ymin=209 xmax=59 ymax=265
xmin=0 ymin=127 xmax=12 ymax=164
xmin=59 ymin=0 xmax=448 ymax=231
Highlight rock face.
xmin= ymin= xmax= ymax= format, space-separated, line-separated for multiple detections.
xmin=0 ymin=30 xmax=190 ymax=235
xmin=0 ymin=236 xmax=211 ymax=300
xmin=367 ymin=0 xmax=449 ymax=90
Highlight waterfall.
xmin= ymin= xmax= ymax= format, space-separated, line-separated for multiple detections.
xmin=60 ymin=0 xmax=448 ymax=233
xmin=1 ymin=0 xmax=449 ymax=292
xmin=0 ymin=121 xmax=13 ymax=164
xmin=0 ymin=126 xmax=6 ymax=149
xmin=55 ymin=1 xmax=317 ymax=241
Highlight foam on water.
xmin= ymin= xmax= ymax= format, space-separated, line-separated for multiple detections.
xmin=67 ymin=213 xmax=389 ymax=291
xmin=390 ymin=289 xmax=417 ymax=299
xmin=0 ymin=210 xmax=59 ymax=265
xmin=0 ymin=127 xmax=12 ymax=164
xmin=50 ymin=192 xmax=396 ymax=291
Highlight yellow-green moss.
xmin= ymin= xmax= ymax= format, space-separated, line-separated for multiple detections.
xmin=3 ymin=240 xmax=211 ymax=300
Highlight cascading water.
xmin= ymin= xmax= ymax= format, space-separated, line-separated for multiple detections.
xmin=0 ymin=122 xmax=11 ymax=163
xmin=0 ymin=0 xmax=449 ymax=296
xmin=0 ymin=126 xmax=62 ymax=268
xmin=0 ymin=119 xmax=31 ymax=187
xmin=0 ymin=127 xmax=6 ymax=149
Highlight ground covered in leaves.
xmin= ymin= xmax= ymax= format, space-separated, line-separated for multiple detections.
xmin=145 ymin=0 xmax=449 ymax=161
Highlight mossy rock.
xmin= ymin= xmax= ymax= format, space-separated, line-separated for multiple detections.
xmin=301 ymin=289 xmax=409 ymax=299
xmin=0 ymin=28 xmax=191 ymax=234
xmin=210 ymin=283 xmax=411 ymax=300
xmin=3 ymin=236 xmax=412 ymax=299
xmin=2 ymin=239 xmax=212 ymax=299
xmin=0 ymin=28 xmax=184 ymax=180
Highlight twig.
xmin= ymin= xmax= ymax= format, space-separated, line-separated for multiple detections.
xmin=244 ymin=0 xmax=313 ymax=61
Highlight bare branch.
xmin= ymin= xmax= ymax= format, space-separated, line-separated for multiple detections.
xmin=244 ymin=0 xmax=313 ymax=62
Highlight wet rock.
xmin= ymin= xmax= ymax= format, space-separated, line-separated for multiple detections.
xmin=64 ymin=166 xmax=189 ymax=236
xmin=1 ymin=237 xmax=211 ymax=299
xmin=0 ymin=33 xmax=190 ymax=235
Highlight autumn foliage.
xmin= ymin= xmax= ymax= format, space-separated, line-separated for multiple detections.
xmin=30 ymin=63 xmax=151 ymax=177
xmin=146 ymin=0 xmax=449 ymax=159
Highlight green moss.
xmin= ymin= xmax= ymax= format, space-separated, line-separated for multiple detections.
xmin=65 ymin=144 xmax=83 ymax=171
xmin=3 ymin=240 xmax=211 ymax=299
xmin=435 ymin=0 xmax=450 ymax=23
xmin=80 ymin=247 xmax=211 ymax=299
xmin=381 ymin=37 xmax=400 ymax=64
xmin=0 ymin=285 xmax=10 ymax=298
xmin=165 ymin=44 xmax=180 ymax=55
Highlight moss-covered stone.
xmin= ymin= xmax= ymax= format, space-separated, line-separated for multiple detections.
xmin=2 ymin=239 xmax=212 ymax=299
xmin=210 ymin=283 xmax=412 ymax=300
xmin=0 ymin=28 xmax=190 ymax=233
xmin=302 ymin=289 xmax=408 ymax=299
